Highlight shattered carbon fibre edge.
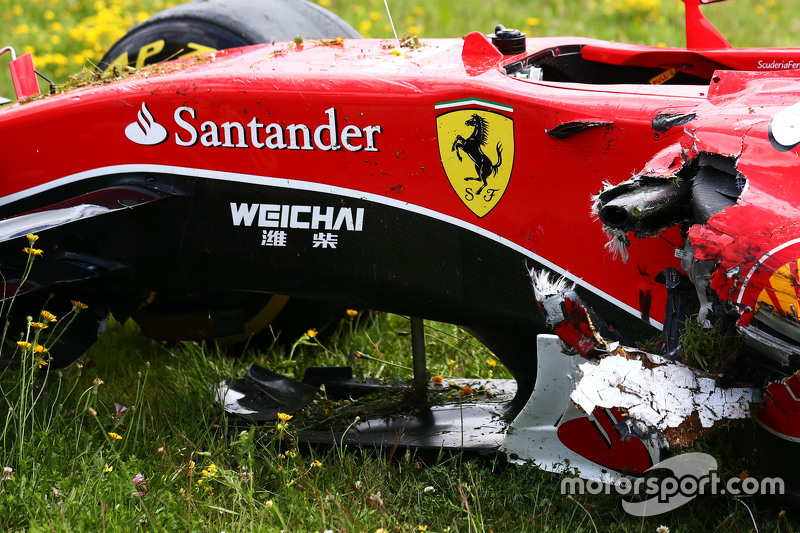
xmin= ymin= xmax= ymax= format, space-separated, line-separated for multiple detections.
xmin=571 ymin=353 xmax=761 ymax=440
xmin=530 ymin=268 xmax=762 ymax=447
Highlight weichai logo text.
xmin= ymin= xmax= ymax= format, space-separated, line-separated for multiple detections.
xmin=230 ymin=203 xmax=364 ymax=231
xmin=125 ymin=103 xmax=382 ymax=152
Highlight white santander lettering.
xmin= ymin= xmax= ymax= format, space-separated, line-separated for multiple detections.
xmin=171 ymin=107 xmax=380 ymax=152
xmin=174 ymin=107 xmax=198 ymax=146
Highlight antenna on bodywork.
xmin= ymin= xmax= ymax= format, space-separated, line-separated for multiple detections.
xmin=382 ymin=0 xmax=403 ymax=54
xmin=683 ymin=0 xmax=732 ymax=49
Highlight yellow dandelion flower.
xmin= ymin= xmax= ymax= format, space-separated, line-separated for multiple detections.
xmin=33 ymin=345 xmax=48 ymax=354
xmin=14 ymin=24 xmax=30 ymax=35
xmin=16 ymin=341 xmax=32 ymax=350
xmin=276 ymin=422 xmax=284 ymax=431
xmin=277 ymin=412 xmax=293 ymax=421
xmin=461 ymin=385 xmax=473 ymax=395
xmin=108 ymin=432 xmax=122 ymax=440
xmin=103 ymin=463 xmax=113 ymax=473
xmin=432 ymin=375 xmax=443 ymax=385
xmin=26 ymin=233 xmax=39 ymax=243
xmin=358 ymin=20 xmax=372 ymax=35
xmin=313 ymin=459 xmax=323 ymax=467
xmin=22 ymin=247 xmax=43 ymax=256
xmin=447 ymin=359 xmax=456 ymax=367
xmin=71 ymin=300 xmax=88 ymax=310
xmin=346 ymin=309 xmax=358 ymax=317
xmin=40 ymin=310 xmax=57 ymax=322
xmin=413 ymin=6 xmax=425 ymax=15
xmin=12 ymin=5 xmax=22 ymax=16
xmin=526 ymin=17 xmax=540 ymax=27
xmin=37 ymin=358 xmax=48 ymax=368
xmin=486 ymin=358 xmax=497 ymax=368
xmin=318 ymin=0 xmax=331 ymax=6
xmin=306 ymin=328 xmax=318 ymax=338
xmin=408 ymin=26 xmax=420 ymax=35
xmin=30 ymin=322 xmax=47 ymax=329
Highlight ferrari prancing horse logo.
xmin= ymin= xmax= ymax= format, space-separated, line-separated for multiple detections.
xmin=436 ymin=101 xmax=514 ymax=217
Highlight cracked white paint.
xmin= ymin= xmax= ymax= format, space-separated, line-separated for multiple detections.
xmin=571 ymin=355 xmax=761 ymax=430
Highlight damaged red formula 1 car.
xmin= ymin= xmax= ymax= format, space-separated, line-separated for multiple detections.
xmin=3 ymin=0 xmax=800 ymax=499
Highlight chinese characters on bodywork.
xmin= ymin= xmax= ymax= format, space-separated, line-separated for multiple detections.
xmin=231 ymin=203 xmax=364 ymax=250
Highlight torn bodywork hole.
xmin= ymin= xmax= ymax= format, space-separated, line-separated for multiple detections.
xmin=596 ymin=152 xmax=744 ymax=239
xmin=691 ymin=153 xmax=745 ymax=224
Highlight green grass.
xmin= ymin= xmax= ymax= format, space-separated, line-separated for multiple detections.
xmin=3 ymin=0 xmax=800 ymax=531
xmin=3 ymin=317 xmax=794 ymax=532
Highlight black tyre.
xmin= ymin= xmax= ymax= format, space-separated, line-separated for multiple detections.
xmin=99 ymin=0 xmax=359 ymax=70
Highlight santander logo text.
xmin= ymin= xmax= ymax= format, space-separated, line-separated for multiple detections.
xmin=125 ymin=102 xmax=383 ymax=152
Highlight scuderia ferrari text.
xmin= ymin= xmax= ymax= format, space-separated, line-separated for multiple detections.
xmin=174 ymin=106 xmax=382 ymax=152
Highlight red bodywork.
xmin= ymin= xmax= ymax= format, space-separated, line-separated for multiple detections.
xmin=4 ymin=35 xmax=800 ymax=325
xmin=0 ymin=36 xmax=707 ymax=324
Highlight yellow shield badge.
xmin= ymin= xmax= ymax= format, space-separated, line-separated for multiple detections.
xmin=436 ymin=101 xmax=514 ymax=217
